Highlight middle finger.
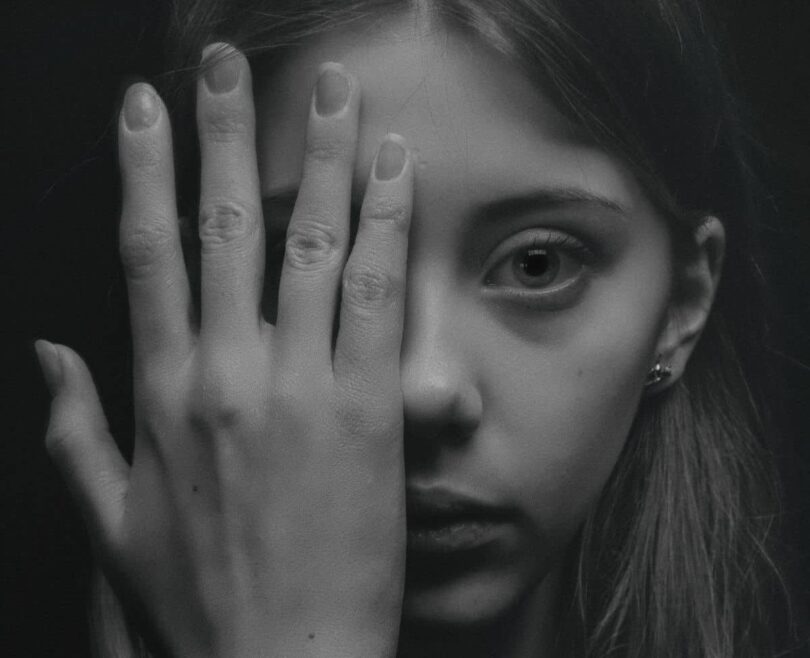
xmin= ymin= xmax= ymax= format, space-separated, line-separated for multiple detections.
xmin=274 ymin=63 xmax=360 ymax=367
xmin=197 ymin=43 xmax=265 ymax=343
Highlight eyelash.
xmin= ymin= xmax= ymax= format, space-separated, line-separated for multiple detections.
xmin=265 ymin=225 xmax=595 ymax=312
xmin=481 ymin=230 xmax=594 ymax=309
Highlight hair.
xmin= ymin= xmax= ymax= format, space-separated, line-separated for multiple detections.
xmin=92 ymin=0 xmax=804 ymax=656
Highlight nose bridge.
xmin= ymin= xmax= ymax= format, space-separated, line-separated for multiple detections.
xmin=401 ymin=260 xmax=455 ymax=378
xmin=400 ymin=262 xmax=481 ymax=433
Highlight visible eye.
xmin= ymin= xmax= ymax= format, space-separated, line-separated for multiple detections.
xmin=482 ymin=231 xmax=593 ymax=308
xmin=509 ymin=246 xmax=562 ymax=287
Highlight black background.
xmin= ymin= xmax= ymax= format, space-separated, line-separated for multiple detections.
xmin=3 ymin=1 xmax=810 ymax=655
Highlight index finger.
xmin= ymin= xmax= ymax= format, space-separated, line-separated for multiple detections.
xmin=118 ymin=83 xmax=192 ymax=370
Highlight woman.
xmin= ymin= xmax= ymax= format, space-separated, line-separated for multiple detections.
xmin=34 ymin=0 xmax=805 ymax=655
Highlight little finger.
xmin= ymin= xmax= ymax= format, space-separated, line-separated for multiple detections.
xmin=333 ymin=134 xmax=413 ymax=387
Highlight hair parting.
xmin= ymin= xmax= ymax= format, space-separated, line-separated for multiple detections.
xmin=93 ymin=1 xmax=804 ymax=655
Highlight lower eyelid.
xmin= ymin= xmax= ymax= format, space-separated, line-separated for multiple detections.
xmin=480 ymin=273 xmax=588 ymax=310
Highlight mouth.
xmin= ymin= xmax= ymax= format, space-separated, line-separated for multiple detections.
xmin=406 ymin=486 xmax=516 ymax=554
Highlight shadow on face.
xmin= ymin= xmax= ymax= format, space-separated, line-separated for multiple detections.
xmin=253 ymin=8 xmax=674 ymax=635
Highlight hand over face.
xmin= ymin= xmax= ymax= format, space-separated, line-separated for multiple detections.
xmin=36 ymin=44 xmax=413 ymax=658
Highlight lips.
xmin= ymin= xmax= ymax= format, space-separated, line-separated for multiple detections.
xmin=406 ymin=486 xmax=515 ymax=554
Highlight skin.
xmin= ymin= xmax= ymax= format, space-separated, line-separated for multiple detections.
xmin=256 ymin=14 xmax=713 ymax=656
xmin=36 ymin=8 xmax=724 ymax=658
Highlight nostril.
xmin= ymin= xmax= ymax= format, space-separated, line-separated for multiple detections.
xmin=401 ymin=363 xmax=482 ymax=472
xmin=403 ymin=420 xmax=474 ymax=472
xmin=404 ymin=420 xmax=472 ymax=448
xmin=402 ymin=371 xmax=482 ymax=421
xmin=400 ymin=322 xmax=482 ymax=441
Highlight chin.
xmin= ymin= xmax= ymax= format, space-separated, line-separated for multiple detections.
xmin=402 ymin=558 xmax=544 ymax=628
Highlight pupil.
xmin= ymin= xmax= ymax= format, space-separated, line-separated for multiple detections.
xmin=521 ymin=249 xmax=549 ymax=277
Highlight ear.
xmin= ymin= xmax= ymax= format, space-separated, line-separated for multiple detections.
xmin=649 ymin=216 xmax=725 ymax=391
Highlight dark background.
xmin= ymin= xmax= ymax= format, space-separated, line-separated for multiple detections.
xmin=2 ymin=1 xmax=810 ymax=655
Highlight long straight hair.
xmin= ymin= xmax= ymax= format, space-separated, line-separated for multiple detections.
xmin=93 ymin=1 xmax=800 ymax=655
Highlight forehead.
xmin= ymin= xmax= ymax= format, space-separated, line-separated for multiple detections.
xmin=254 ymin=10 xmax=644 ymax=214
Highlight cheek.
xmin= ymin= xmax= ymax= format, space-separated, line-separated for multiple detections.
xmin=478 ymin=262 xmax=670 ymax=554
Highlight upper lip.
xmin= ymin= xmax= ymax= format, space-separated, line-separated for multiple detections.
xmin=405 ymin=486 xmax=513 ymax=523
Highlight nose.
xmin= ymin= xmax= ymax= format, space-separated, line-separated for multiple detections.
xmin=400 ymin=277 xmax=482 ymax=455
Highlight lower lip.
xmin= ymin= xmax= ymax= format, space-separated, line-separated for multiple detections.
xmin=407 ymin=519 xmax=510 ymax=553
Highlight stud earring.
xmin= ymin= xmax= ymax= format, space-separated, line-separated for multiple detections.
xmin=645 ymin=356 xmax=672 ymax=387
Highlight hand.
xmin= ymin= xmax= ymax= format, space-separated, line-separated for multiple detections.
xmin=35 ymin=43 xmax=413 ymax=657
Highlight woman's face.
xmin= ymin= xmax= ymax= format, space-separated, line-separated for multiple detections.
xmin=254 ymin=15 xmax=673 ymax=628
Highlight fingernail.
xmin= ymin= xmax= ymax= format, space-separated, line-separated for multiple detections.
xmin=374 ymin=135 xmax=407 ymax=181
xmin=34 ymin=340 xmax=62 ymax=395
xmin=202 ymin=44 xmax=240 ymax=94
xmin=315 ymin=65 xmax=349 ymax=117
xmin=123 ymin=84 xmax=159 ymax=131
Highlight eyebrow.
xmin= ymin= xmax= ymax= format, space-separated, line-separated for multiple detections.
xmin=472 ymin=187 xmax=628 ymax=223
xmin=263 ymin=185 xmax=629 ymax=222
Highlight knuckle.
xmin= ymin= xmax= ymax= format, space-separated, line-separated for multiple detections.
xmin=284 ymin=219 xmax=341 ymax=270
xmin=186 ymin=362 xmax=257 ymax=435
xmin=342 ymin=264 xmax=400 ymax=310
xmin=336 ymin=396 xmax=375 ymax=436
xmin=125 ymin=139 xmax=163 ymax=171
xmin=336 ymin=387 xmax=400 ymax=440
xmin=135 ymin=375 xmax=177 ymax=427
xmin=188 ymin=387 xmax=244 ymax=435
xmin=119 ymin=218 xmax=177 ymax=278
xmin=264 ymin=385 xmax=307 ymax=428
xmin=199 ymin=107 xmax=251 ymax=143
xmin=45 ymin=421 xmax=85 ymax=461
xmin=305 ymin=133 xmax=350 ymax=163
xmin=44 ymin=428 xmax=71 ymax=459
xmin=136 ymin=408 xmax=170 ymax=444
xmin=198 ymin=200 xmax=257 ymax=248
xmin=188 ymin=403 xmax=242 ymax=436
xmin=361 ymin=196 xmax=409 ymax=229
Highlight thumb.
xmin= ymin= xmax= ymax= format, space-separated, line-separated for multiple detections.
xmin=36 ymin=340 xmax=129 ymax=555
